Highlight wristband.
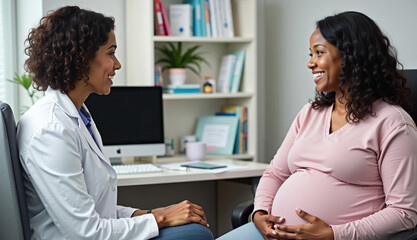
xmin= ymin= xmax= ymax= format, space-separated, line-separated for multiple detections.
xmin=147 ymin=209 xmax=152 ymax=214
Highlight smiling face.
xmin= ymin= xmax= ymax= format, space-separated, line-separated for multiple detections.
xmin=307 ymin=29 xmax=343 ymax=93
xmin=87 ymin=30 xmax=121 ymax=95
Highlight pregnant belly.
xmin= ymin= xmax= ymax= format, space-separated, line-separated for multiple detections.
xmin=271 ymin=169 xmax=384 ymax=225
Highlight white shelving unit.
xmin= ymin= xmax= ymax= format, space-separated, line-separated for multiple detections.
xmin=126 ymin=0 xmax=258 ymax=162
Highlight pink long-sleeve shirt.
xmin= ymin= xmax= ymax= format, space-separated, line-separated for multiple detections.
xmin=254 ymin=99 xmax=417 ymax=239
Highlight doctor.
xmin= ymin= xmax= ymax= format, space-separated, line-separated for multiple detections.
xmin=17 ymin=6 xmax=213 ymax=240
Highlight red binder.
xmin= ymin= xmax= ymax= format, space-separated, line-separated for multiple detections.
xmin=154 ymin=0 xmax=166 ymax=36
xmin=159 ymin=1 xmax=171 ymax=36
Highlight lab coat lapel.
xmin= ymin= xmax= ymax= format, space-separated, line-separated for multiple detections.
xmin=78 ymin=119 xmax=111 ymax=166
xmin=45 ymin=88 xmax=113 ymax=168
xmin=80 ymin=104 xmax=113 ymax=167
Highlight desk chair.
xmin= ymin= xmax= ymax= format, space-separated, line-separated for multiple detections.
xmin=231 ymin=177 xmax=259 ymax=229
xmin=0 ymin=101 xmax=31 ymax=239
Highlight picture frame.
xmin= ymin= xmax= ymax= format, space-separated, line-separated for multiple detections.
xmin=195 ymin=116 xmax=239 ymax=155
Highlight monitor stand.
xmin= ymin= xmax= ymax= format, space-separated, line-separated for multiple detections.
xmin=134 ymin=155 xmax=158 ymax=164
xmin=109 ymin=157 xmax=123 ymax=165
xmin=109 ymin=156 xmax=157 ymax=165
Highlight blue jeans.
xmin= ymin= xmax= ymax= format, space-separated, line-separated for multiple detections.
xmin=152 ymin=223 xmax=214 ymax=240
xmin=216 ymin=222 xmax=263 ymax=240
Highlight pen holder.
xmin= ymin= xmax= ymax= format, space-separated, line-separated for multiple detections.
xmin=186 ymin=142 xmax=206 ymax=162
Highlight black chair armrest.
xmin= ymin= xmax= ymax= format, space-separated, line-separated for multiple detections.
xmin=390 ymin=228 xmax=417 ymax=240
xmin=231 ymin=200 xmax=254 ymax=229
xmin=405 ymin=232 xmax=417 ymax=240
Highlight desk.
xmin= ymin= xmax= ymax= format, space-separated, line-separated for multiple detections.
xmin=116 ymin=159 xmax=268 ymax=237
xmin=117 ymin=159 xmax=268 ymax=186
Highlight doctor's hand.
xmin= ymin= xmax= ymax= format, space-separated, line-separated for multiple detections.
xmin=253 ymin=210 xmax=286 ymax=240
xmin=150 ymin=200 xmax=209 ymax=229
xmin=273 ymin=208 xmax=334 ymax=240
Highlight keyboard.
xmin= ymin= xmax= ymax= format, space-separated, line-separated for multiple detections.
xmin=113 ymin=163 xmax=163 ymax=174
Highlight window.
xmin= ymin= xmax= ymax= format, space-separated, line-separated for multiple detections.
xmin=0 ymin=0 xmax=18 ymax=111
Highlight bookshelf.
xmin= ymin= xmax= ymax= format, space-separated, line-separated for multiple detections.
xmin=126 ymin=0 xmax=258 ymax=162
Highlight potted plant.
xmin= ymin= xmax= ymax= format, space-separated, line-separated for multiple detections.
xmin=155 ymin=42 xmax=209 ymax=86
xmin=7 ymin=72 xmax=40 ymax=113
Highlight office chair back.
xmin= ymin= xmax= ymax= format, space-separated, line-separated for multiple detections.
xmin=0 ymin=101 xmax=31 ymax=239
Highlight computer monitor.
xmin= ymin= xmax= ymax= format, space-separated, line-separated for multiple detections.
xmin=405 ymin=69 xmax=417 ymax=123
xmin=84 ymin=86 xmax=165 ymax=159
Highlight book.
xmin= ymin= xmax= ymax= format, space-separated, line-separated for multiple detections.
xmin=170 ymin=4 xmax=193 ymax=36
xmin=214 ymin=0 xmax=225 ymax=37
xmin=200 ymin=0 xmax=207 ymax=36
xmin=154 ymin=66 xmax=160 ymax=85
xmin=217 ymin=54 xmax=236 ymax=92
xmin=167 ymin=84 xmax=200 ymax=88
xmin=220 ymin=106 xmax=247 ymax=154
xmin=164 ymin=88 xmax=201 ymax=94
xmin=154 ymin=65 xmax=164 ymax=87
xmin=154 ymin=0 xmax=166 ymax=36
xmin=216 ymin=110 xmax=239 ymax=154
xmin=230 ymin=50 xmax=245 ymax=93
xmin=181 ymin=162 xmax=227 ymax=169
xmin=185 ymin=0 xmax=203 ymax=36
xmin=164 ymin=84 xmax=201 ymax=94
xmin=208 ymin=0 xmax=218 ymax=37
xmin=222 ymin=0 xmax=234 ymax=37
xmin=204 ymin=0 xmax=212 ymax=37
xmin=195 ymin=115 xmax=239 ymax=155
xmin=215 ymin=112 xmax=235 ymax=116
xmin=159 ymin=1 xmax=171 ymax=36
xmin=241 ymin=106 xmax=248 ymax=153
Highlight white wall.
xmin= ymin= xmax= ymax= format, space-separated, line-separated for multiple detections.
xmin=18 ymin=0 xmax=127 ymax=86
xmin=15 ymin=0 xmax=127 ymax=117
xmin=16 ymin=0 xmax=43 ymax=113
xmin=263 ymin=0 xmax=417 ymax=162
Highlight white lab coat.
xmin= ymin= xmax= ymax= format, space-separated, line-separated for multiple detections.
xmin=17 ymin=88 xmax=159 ymax=240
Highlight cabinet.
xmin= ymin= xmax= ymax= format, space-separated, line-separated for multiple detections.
xmin=126 ymin=0 xmax=258 ymax=162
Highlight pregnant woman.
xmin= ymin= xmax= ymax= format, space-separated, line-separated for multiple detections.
xmin=218 ymin=11 xmax=417 ymax=240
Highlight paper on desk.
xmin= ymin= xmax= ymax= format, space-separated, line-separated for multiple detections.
xmin=160 ymin=162 xmax=248 ymax=173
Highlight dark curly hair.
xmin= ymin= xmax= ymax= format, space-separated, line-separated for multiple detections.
xmin=311 ymin=11 xmax=411 ymax=122
xmin=24 ymin=6 xmax=115 ymax=93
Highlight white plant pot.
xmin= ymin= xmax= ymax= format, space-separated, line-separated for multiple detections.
xmin=168 ymin=68 xmax=187 ymax=86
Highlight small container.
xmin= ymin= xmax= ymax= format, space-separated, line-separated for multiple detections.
xmin=165 ymin=138 xmax=174 ymax=156
xmin=186 ymin=142 xmax=206 ymax=161
xmin=203 ymin=76 xmax=213 ymax=93
xmin=168 ymin=68 xmax=186 ymax=86
xmin=180 ymin=135 xmax=196 ymax=154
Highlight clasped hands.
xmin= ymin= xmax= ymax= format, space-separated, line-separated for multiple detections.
xmin=253 ymin=208 xmax=334 ymax=240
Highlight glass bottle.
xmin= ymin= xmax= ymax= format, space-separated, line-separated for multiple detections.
xmin=203 ymin=76 xmax=213 ymax=93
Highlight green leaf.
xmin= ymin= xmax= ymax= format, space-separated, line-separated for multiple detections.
xmin=7 ymin=72 xmax=34 ymax=90
xmin=187 ymin=66 xmax=200 ymax=77
xmin=7 ymin=72 xmax=38 ymax=106
xmin=154 ymin=42 xmax=209 ymax=77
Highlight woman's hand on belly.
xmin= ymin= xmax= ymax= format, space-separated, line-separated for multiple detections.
xmin=253 ymin=210 xmax=286 ymax=239
xmin=273 ymin=208 xmax=334 ymax=240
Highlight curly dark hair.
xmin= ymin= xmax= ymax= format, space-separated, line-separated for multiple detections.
xmin=311 ymin=11 xmax=411 ymax=122
xmin=24 ymin=6 xmax=115 ymax=93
